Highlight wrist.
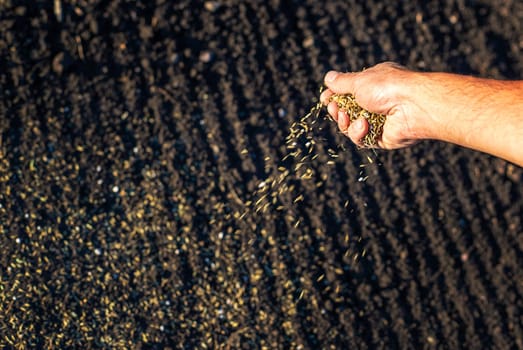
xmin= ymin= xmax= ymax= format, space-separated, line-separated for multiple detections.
xmin=406 ymin=72 xmax=476 ymax=143
xmin=398 ymin=71 xmax=446 ymax=141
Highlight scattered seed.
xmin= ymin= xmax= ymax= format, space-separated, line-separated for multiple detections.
xmin=293 ymin=194 xmax=304 ymax=203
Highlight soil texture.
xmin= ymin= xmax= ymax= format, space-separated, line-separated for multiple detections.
xmin=1 ymin=1 xmax=523 ymax=349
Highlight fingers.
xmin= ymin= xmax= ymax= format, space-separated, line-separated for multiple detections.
xmin=322 ymin=85 xmax=369 ymax=147
xmin=321 ymin=68 xmax=376 ymax=147
xmin=327 ymin=101 xmax=339 ymax=122
xmin=346 ymin=118 xmax=369 ymax=147
xmin=338 ymin=110 xmax=349 ymax=130
xmin=336 ymin=111 xmax=369 ymax=147
xmin=320 ymin=70 xmax=358 ymax=121
xmin=319 ymin=89 xmax=333 ymax=106
xmin=320 ymin=88 xmax=339 ymax=121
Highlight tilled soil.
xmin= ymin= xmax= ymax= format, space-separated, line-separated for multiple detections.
xmin=1 ymin=1 xmax=523 ymax=349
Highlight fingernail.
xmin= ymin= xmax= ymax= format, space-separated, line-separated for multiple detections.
xmin=337 ymin=111 xmax=344 ymax=127
xmin=355 ymin=118 xmax=364 ymax=130
xmin=325 ymin=71 xmax=338 ymax=83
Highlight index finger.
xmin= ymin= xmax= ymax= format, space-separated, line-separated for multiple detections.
xmin=319 ymin=89 xmax=334 ymax=105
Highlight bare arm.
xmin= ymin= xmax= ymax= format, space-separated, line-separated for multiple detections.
xmin=413 ymin=72 xmax=523 ymax=166
xmin=320 ymin=62 xmax=523 ymax=167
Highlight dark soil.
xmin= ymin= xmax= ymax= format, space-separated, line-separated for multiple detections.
xmin=1 ymin=1 xmax=523 ymax=349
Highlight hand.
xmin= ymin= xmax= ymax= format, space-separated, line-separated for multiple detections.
xmin=320 ymin=62 xmax=429 ymax=149
xmin=320 ymin=62 xmax=523 ymax=166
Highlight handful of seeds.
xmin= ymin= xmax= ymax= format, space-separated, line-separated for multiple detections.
xmin=328 ymin=93 xmax=387 ymax=147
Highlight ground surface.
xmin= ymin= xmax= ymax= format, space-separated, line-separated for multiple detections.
xmin=1 ymin=1 xmax=523 ymax=349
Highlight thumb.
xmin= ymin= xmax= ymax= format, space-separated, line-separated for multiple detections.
xmin=324 ymin=71 xmax=358 ymax=94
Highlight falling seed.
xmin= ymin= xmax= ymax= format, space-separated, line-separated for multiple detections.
xmin=303 ymin=36 xmax=314 ymax=48
xmin=204 ymin=1 xmax=221 ymax=12
xmin=54 ymin=0 xmax=63 ymax=22
xmin=293 ymin=194 xmax=304 ymax=203
xmin=199 ymin=50 xmax=214 ymax=63
xmin=301 ymin=169 xmax=313 ymax=179
xmin=255 ymin=194 xmax=267 ymax=206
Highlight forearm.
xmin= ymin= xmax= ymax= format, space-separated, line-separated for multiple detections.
xmin=413 ymin=72 xmax=523 ymax=166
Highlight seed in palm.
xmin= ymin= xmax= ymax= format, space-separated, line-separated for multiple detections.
xmin=329 ymin=93 xmax=386 ymax=147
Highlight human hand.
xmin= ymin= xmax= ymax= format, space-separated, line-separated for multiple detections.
xmin=320 ymin=62 xmax=429 ymax=149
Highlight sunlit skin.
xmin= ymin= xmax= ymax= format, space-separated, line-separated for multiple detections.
xmin=320 ymin=62 xmax=523 ymax=167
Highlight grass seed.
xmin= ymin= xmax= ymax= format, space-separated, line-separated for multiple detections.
xmin=328 ymin=93 xmax=386 ymax=147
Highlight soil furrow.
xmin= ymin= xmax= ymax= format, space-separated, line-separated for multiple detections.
xmin=1 ymin=1 xmax=522 ymax=349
